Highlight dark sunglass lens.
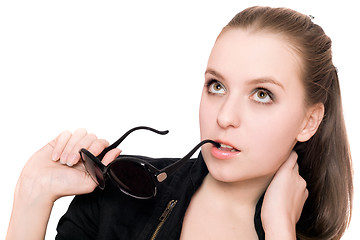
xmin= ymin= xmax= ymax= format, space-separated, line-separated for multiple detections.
xmin=81 ymin=152 xmax=105 ymax=189
xmin=109 ymin=161 xmax=155 ymax=198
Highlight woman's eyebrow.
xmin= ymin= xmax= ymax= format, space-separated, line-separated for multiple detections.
xmin=205 ymin=68 xmax=285 ymax=91
xmin=247 ymin=78 xmax=285 ymax=90
xmin=204 ymin=68 xmax=225 ymax=81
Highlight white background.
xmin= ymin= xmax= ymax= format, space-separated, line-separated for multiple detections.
xmin=0 ymin=0 xmax=358 ymax=239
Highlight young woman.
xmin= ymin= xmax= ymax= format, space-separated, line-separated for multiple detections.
xmin=7 ymin=6 xmax=352 ymax=240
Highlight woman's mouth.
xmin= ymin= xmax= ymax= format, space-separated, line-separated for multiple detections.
xmin=219 ymin=143 xmax=240 ymax=152
xmin=210 ymin=142 xmax=241 ymax=160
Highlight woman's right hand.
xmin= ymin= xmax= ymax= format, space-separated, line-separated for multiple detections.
xmin=7 ymin=129 xmax=121 ymax=240
xmin=15 ymin=129 xmax=121 ymax=203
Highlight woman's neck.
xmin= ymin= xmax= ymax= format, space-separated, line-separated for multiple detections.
xmin=201 ymin=173 xmax=271 ymax=208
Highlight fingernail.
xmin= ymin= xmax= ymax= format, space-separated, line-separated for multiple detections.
xmin=52 ymin=152 xmax=59 ymax=161
xmin=67 ymin=154 xmax=78 ymax=167
xmin=60 ymin=153 xmax=68 ymax=165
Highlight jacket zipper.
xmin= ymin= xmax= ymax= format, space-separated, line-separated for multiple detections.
xmin=150 ymin=200 xmax=178 ymax=240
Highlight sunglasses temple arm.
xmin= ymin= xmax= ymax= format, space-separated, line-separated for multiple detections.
xmin=96 ymin=126 xmax=169 ymax=160
xmin=161 ymin=140 xmax=220 ymax=177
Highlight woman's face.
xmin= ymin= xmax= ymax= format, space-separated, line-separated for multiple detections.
xmin=199 ymin=28 xmax=307 ymax=183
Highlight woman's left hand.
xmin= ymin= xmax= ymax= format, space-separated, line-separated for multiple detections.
xmin=261 ymin=151 xmax=308 ymax=239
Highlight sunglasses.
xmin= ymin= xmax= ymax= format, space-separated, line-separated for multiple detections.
xmin=79 ymin=126 xmax=220 ymax=199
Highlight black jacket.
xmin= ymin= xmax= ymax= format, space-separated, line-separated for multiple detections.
xmin=56 ymin=153 xmax=265 ymax=239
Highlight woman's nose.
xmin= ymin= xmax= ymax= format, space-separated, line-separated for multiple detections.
xmin=216 ymin=96 xmax=241 ymax=129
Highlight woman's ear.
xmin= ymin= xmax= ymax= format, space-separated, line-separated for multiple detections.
xmin=296 ymin=103 xmax=325 ymax=142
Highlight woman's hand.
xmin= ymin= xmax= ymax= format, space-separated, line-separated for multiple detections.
xmin=16 ymin=129 xmax=121 ymax=202
xmin=261 ymin=151 xmax=308 ymax=239
xmin=7 ymin=129 xmax=121 ymax=240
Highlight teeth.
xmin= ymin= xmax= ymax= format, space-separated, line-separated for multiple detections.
xmin=220 ymin=143 xmax=233 ymax=149
xmin=219 ymin=143 xmax=239 ymax=152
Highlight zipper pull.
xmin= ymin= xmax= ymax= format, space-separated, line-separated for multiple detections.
xmin=150 ymin=200 xmax=178 ymax=240
xmin=159 ymin=200 xmax=177 ymax=221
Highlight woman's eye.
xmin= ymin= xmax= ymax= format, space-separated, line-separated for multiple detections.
xmin=207 ymin=80 xmax=226 ymax=95
xmin=251 ymin=88 xmax=274 ymax=104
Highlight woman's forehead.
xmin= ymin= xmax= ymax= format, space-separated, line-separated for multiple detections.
xmin=208 ymin=29 xmax=303 ymax=86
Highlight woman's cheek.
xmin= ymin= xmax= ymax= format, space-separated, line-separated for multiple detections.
xmin=245 ymin=115 xmax=297 ymax=171
xmin=199 ymin=98 xmax=219 ymax=138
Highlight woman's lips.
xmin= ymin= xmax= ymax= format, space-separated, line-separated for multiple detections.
xmin=210 ymin=142 xmax=241 ymax=160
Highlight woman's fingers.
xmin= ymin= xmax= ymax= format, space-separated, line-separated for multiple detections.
xmin=261 ymin=150 xmax=309 ymax=232
xmin=294 ymin=161 xmax=299 ymax=172
xmin=51 ymin=130 xmax=72 ymax=161
xmin=59 ymin=129 xmax=87 ymax=164
xmin=280 ymin=150 xmax=298 ymax=170
xmin=51 ymin=129 xmax=114 ymax=167
xmin=65 ymin=133 xmax=98 ymax=166
xmin=102 ymin=148 xmax=122 ymax=166
xmin=49 ymin=128 xmax=121 ymax=169
xmin=87 ymin=139 xmax=110 ymax=157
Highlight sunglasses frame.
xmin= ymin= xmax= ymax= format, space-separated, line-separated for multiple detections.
xmin=79 ymin=126 xmax=219 ymax=199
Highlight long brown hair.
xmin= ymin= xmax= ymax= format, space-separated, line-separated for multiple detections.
xmin=223 ymin=6 xmax=353 ymax=240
